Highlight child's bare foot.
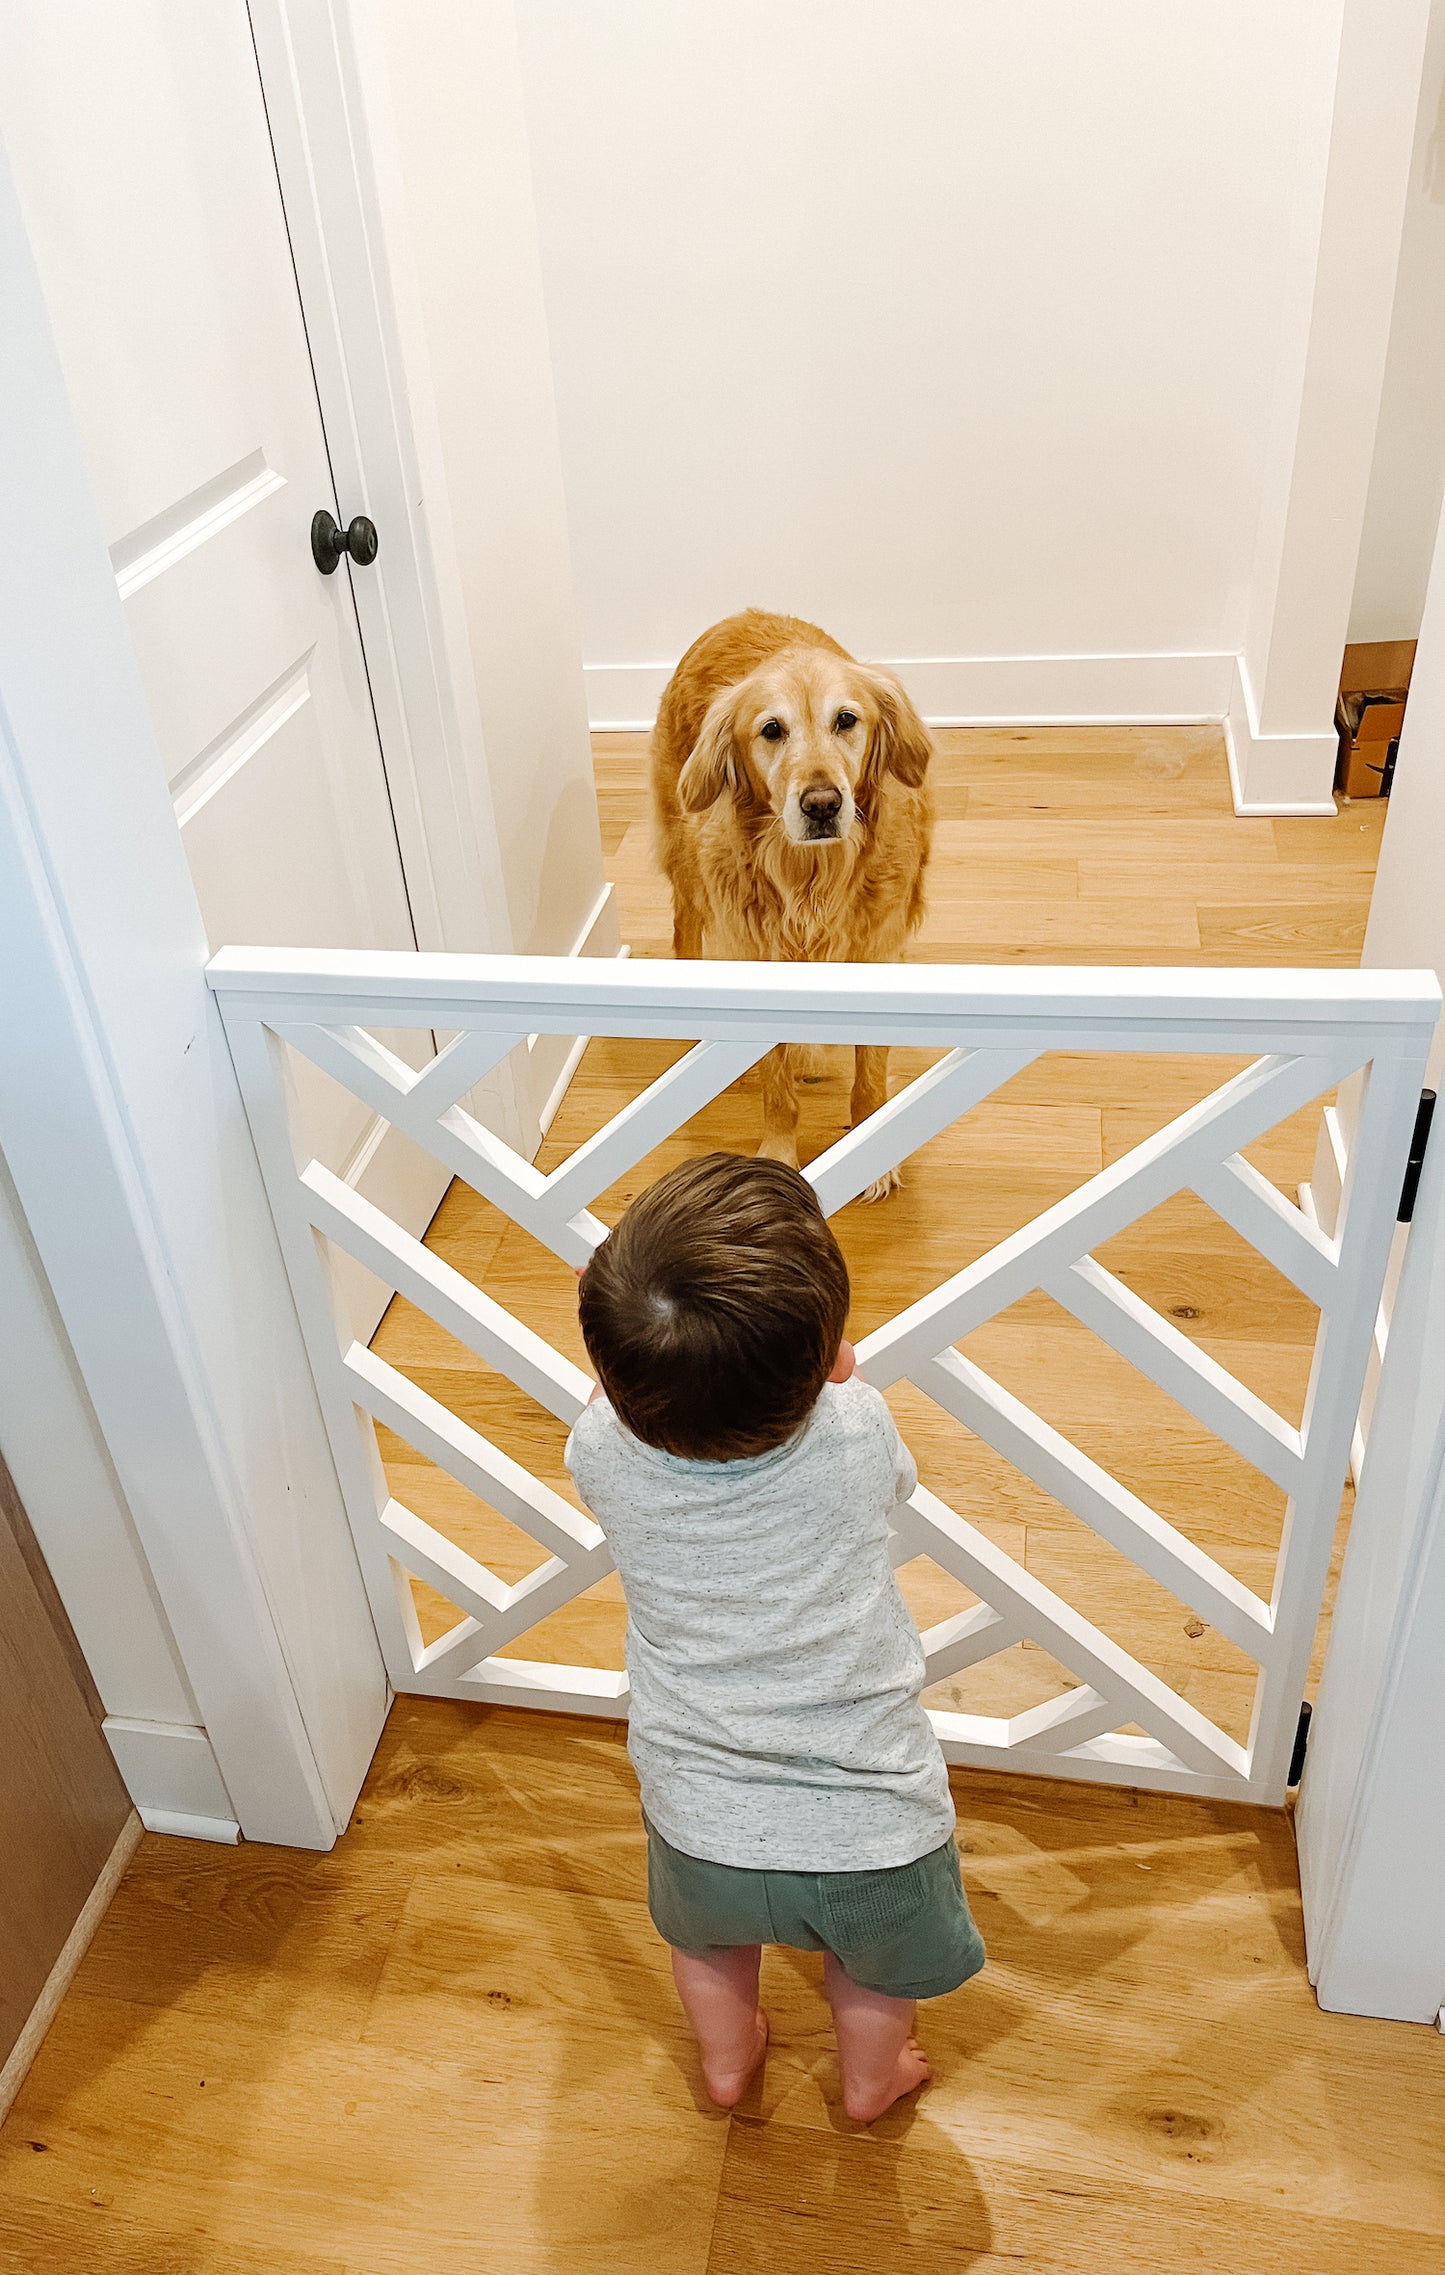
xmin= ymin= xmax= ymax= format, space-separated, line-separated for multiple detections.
xmin=702 ymin=2010 xmax=769 ymax=2108
xmin=842 ymin=2037 xmax=931 ymax=2124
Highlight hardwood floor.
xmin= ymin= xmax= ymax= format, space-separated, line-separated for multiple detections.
xmin=5 ymin=729 xmax=1431 ymax=2275
xmin=4 ymin=1703 xmax=1443 ymax=2273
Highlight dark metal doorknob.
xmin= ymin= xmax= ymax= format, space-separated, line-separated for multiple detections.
xmin=311 ymin=509 xmax=379 ymax=575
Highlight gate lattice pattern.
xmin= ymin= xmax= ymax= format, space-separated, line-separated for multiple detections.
xmin=210 ymin=950 xmax=1436 ymax=1803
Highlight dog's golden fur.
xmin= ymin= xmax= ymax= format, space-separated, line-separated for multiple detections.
xmin=651 ymin=609 xmax=934 ymax=1187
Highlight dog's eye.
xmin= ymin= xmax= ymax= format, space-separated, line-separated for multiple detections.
xmin=834 ymin=710 xmax=858 ymax=733
xmin=759 ymin=719 xmax=785 ymax=741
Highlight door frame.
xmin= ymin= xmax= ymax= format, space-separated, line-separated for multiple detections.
xmin=245 ymin=0 xmax=514 ymax=967
xmin=246 ymin=0 xmax=616 ymax=1159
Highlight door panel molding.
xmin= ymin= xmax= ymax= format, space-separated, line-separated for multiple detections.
xmin=245 ymin=0 xmax=616 ymax=1155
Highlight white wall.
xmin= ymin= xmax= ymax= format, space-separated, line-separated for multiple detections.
xmin=0 ymin=1155 xmax=243 ymax=1838
xmin=1359 ymin=491 xmax=1445 ymax=1085
xmin=1305 ymin=483 xmax=1445 ymax=1462
xmin=1227 ymin=0 xmax=1431 ymax=809
xmin=1349 ymin=0 xmax=1445 ymax=644
xmin=0 ymin=1147 xmax=196 ymax=1728
xmin=515 ymin=1 xmax=1323 ymax=724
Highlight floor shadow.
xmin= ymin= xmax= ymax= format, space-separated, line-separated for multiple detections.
xmin=715 ymin=2107 xmax=995 ymax=2272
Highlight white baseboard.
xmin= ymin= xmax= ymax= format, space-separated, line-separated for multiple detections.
xmin=535 ymin=1031 xmax=591 ymax=1142
xmin=523 ymin=883 xmax=627 ymax=1144
xmin=1310 ymin=1103 xmax=1349 ymax=1237
xmin=103 ymin=1715 xmax=241 ymax=1841
xmin=337 ymin=1110 xmax=452 ymax=1343
xmin=137 ymin=1807 xmax=241 ymax=1843
xmin=0 ymin=1810 xmax=142 ymax=2121
xmin=568 ymin=879 xmax=621 ymax=961
xmin=583 ymin=660 xmax=670 ymax=730
xmin=890 ymin=649 xmax=1235 ymax=727
xmin=1224 ymin=654 xmax=1338 ymax=815
xmin=536 ymin=943 xmax=631 ymax=1140
xmin=584 ymin=649 xmax=1236 ymax=733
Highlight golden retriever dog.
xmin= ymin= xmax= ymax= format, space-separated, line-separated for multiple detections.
xmin=652 ymin=609 xmax=934 ymax=1193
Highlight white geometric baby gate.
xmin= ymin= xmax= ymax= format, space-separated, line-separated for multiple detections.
xmin=208 ymin=948 xmax=1439 ymax=1806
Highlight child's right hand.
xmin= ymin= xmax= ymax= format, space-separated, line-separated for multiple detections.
xmin=575 ymin=1263 xmax=602 ymax=1401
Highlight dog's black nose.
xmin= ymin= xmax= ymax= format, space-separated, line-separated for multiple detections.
xmin=800 ymin=785 xmax=844 ymax=825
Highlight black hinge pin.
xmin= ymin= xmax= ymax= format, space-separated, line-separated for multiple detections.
xmin=1398 ymin=1089 xmax=1436 ymax=1224
xmin=1288 ymin=1701 xmax=1312 ymax=1787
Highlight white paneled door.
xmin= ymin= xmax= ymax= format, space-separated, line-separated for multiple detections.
xmin=0 ymin=0 xmax=446 ymax=1321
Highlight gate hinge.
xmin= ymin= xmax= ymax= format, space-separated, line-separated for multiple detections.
xmin=1398 ymin=1090 xmax=1436 ymax=1224
xmin=1287 ymin=1701 xmax=1312 ymax=1787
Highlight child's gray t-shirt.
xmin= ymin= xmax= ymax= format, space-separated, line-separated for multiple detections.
xmin=564 ymin=1377 xmax=955 ymax=1873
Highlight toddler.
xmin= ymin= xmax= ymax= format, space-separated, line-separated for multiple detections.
xmin=565 ymin=1151 xmax=984 ymax=2120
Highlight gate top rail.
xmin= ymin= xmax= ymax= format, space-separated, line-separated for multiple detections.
xmin=206 ymin=947 xmax=1440 ymax=1051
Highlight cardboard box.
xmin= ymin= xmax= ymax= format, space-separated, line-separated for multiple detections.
xmin=1340 ymin=639 xmax=1416 ymax=697
xmin=1335 ymin=640 xmax=1414 ymax=798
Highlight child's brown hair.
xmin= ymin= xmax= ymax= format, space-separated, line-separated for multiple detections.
xmin=578 ymin=1151 xmax=850 ymax=1460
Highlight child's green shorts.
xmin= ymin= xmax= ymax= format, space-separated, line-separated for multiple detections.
xmin=644 ymin=1816 xmax=986 ymax=2001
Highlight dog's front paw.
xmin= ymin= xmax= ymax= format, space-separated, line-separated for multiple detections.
xmin=756 ymin=1140 xmax=802 ymax=1171
xmin=859 ymin=1166 xmax=903 ymax=1204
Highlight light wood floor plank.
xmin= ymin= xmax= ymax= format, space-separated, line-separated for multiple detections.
xmin=68 ymin=1835 xmax=416 ymax=2044
xmin=6 ymin=1691 xmax=1440 ymax=2274
xmin=1195 ymin=904 xmax=1369 ymax=962
xmin=707 ymin=2122 xmax=1445 ymax=2275
xmin=0 ymin=2201 xmax=352 ymax=2275
xmin=1272 ymin=808 xmax=1386 ymax=866
xmin=0 ymin=1988 xmax=727 ymax=2275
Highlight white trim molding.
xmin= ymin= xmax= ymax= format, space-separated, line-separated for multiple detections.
xmin=585 ymin=650 xmax=1237 ymax=735
xmin=517 ymin=880 xmax=622 ymax=1145
xmin=566 ymin=879 xmax=620 ymax=963
xmin=0 ymin=1812 xmax=142 ymax=2123
xmin=102 ymin=1716 xmax=241 ymax=1843
xmin=533 ymin=882 xmax=628 ymax=1140
xmin=1224 ymin=656 xmax=1339 ymax=817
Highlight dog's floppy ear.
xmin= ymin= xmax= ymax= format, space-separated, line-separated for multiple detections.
xmin=861 ymin=666 xmax=933 ymax=789
xmin=677 ymin=687 xmax=744 ymax=812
